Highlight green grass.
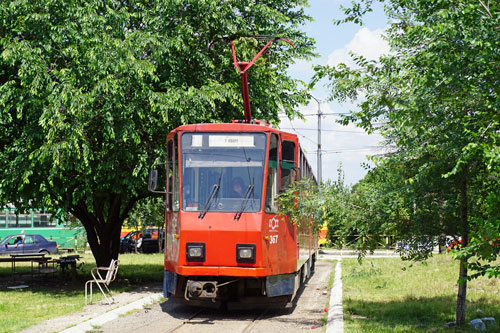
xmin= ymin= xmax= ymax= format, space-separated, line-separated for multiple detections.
xmin=0 ymin=252 xmax=163 ymax=333
xmin=342 ymin=254 xmax=500 ymax=332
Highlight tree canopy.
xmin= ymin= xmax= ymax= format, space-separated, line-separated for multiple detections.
xmin=0 ymin=0 xmax=315 ymax=265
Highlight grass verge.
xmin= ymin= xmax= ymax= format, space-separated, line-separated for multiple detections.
xmin=342 ymin=254 xmax=500 ymax=332
xmin=0 ymin=252 xmax=163 ymax=333
xmin=321 ymin=260 xmax=337 ymax=329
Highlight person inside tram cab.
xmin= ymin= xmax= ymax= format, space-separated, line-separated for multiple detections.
xmin=230 ymin=177 xmax=245 ymax=198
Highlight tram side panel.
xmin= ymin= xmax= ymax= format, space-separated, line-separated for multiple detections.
xmin=262 ymin=213 xmax=298 ymax=276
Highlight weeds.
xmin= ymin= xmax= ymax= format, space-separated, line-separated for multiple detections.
xmin=349 ymin=261 xmax=381 ymax=278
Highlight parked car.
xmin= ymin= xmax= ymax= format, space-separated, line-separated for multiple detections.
xmin=119 ymin=230 xmax=142 ymax=253
xmin=140 ymin=228 xmax=164 ymax=254
xmin=0 ymin=234 xmax=58 ymax=255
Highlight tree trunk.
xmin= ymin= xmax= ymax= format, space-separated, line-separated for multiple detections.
xmin=456 ymin=176 xmax=469 ymax=326
xmin=71 ymin=194 xmax=138 ymax=267
xmin=78 ymin=214 xmax=121 ymax=267
xmin=456 ymin=256 xmax=468 ymax=325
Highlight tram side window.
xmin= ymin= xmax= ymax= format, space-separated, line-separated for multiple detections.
xmin=8 ymin=210 xmax=17 ymax=228
xmin=301 ymin=151 xmax=306 ymax=179
xmin=0 ymin=210 xmax=5 ymax=228
xmin=167 ymin=139 xmax=179 ymax=212
xmin=6 ymin=211 xmax=32 ymax=228
xmin=167 ymin=140 xmax=173 ymax=211
xmin=33 ymin=210 xmax=53 ymax=227
xmin=173 ymin=137 xmax=179 ymax=211
xmin=296 ymin=150 xmax=303 ymax=182
xmin=280 ymin=140 xmax=296 ymax=191
xmin=265 ymin=133 xmax=279 ymax=213
xmin=17 ymin=213 xmax=32 ymax=228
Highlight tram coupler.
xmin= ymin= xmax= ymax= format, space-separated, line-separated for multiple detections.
xmin=185 ymin=280 xmax=218 ymax=301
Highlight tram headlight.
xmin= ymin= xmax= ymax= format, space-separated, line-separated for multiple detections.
xmin=186 ymin=242 xmax=205 ymax=262
xmin=236 ymin=244 xmax=256 ymax=264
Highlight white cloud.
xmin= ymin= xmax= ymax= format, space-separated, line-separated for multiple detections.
xmin=327 ymin=27 xmax=390 ymax=68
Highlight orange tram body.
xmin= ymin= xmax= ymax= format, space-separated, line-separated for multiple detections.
xmin=162 ymin=121 xmax=318 ymax=306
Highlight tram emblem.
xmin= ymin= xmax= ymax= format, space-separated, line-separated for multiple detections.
xmin=269 ymin=217 xmax=279 ymax=232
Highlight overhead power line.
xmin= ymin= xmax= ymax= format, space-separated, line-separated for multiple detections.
xmin=280 ymin=127 xmax=367 ymax=134
xmin=278 ymin=112 xmax=350 ymax=118
xmin=303 ymin=147 xmax=384 ymax=154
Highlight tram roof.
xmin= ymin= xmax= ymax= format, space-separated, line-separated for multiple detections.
xmin=169 ymin=122 xmax=297 ymax=138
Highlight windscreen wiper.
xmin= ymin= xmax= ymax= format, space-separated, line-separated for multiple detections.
xmin=199 ymin=173 xmax=222 ymax=219
xmin=234 ymin=185 xmax=254 ymax=220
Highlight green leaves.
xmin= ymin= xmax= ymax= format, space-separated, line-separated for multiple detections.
xmin=316 ymin=0 xmax=500 ymax=277
xmin=0 ymin=0 xmax=315 ymax=264
xmin=278 ymin=179 xmax=322 ymax=230
xmin=0 ymin=0 xmax=314 ymax=209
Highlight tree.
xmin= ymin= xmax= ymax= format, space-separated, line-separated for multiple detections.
xmin=279 ymin=178 xmax=323 ymax=232
xmin=0 ymin=0 xmax=315 ymax=266
xmin=128 ymin=196 xmax=164 ymax=252
xmin=314 ymin=0 xmax=500 ymax=325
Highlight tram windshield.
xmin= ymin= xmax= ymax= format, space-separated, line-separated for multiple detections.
xmin=181 ymin=132 xmax=266 ymax=213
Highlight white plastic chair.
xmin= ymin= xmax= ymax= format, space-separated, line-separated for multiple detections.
xmin=85 ymin=259 xmax=119 ymax=305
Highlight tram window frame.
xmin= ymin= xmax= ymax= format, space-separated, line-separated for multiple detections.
xmin=167 ymin=140 xmax=174 ymax=211
xmin=173 ymin=136 xmax=179 ymax=212
xmin=7 ymin=210 xmax=17 ymax=228
xmin=165 ymin=137 xmax=180 ymax=212
xmin=265 ymin=133 xmax=279 ymax=213
xmin=17 ymin=212 xmax=32 ymax=228
xmin=0 ymin=210 xmax=6 ymax=228
xmin=35 ymin=210 xmax=53 ymax=227
xmin=280 ymin=140 xmax=296 ymax=191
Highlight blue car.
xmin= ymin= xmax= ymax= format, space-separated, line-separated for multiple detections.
xmin=0 ymin=234 xmax=58 ymax=255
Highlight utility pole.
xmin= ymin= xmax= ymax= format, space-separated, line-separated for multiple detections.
xmin=310 ymin=95 xmax=322 ymax=186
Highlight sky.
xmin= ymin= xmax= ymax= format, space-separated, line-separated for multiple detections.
xmin=280 ymin=0 xmax=390 ymax=185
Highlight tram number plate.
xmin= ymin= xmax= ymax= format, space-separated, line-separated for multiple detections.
xmin=270 ymin=235 xmax=279 ymax=244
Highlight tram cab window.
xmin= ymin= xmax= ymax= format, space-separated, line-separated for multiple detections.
xmin=280 ymin=140 xmax=296 ymax=191
xmin=265 ymin=133 xmax=279 ymax=213
xmin=167 ymin=138 xmax=180 ymax=212
xmin=180 ymin=132 xmax=266 ymax=213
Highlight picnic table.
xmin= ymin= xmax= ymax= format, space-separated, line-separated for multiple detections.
xmin=0 ymin=253 xmax=55 ymax=280
xmin=0 ymin=254 xmax=83 ymax=282
xmin=58 ymin=255 xmax=82 ymax=281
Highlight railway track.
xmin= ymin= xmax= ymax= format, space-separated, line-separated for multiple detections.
xmin=241 ymin=308 xmax=269 ymax=333
xmin=165 ymin=309 xmax=204 ymax=333
xmin=166 ymin=308 xmax=269 ymax=333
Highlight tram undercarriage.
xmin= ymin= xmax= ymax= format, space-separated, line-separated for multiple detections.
xmin=165 ymin=255 xmax=316 ymax=308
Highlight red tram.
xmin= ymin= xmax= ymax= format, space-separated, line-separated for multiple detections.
xmin=160 ymin=122 xmax=318 ymax=306
xmin=150 ymin=36 xmax=319 ymax=307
